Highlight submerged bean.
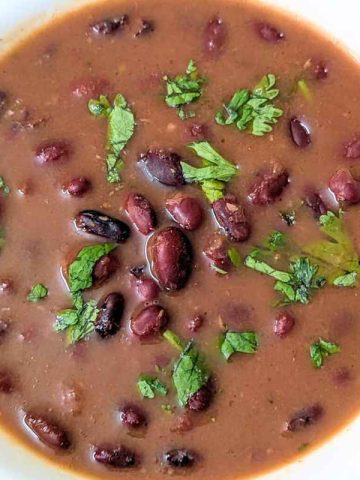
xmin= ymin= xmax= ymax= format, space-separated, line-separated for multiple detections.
xmin=329 ymin=169 xmax=360 ymax=204
xmin=289 ymin=117 xmax=311 ymax=148
xmin=94 ymin=445 xmax=137 ymax=468
xmin=187 ymin=384 xmax=212 ymax=411
xmin=0 ymin=370 xmax=15 ymax=393
xmin=91 ymin=15 xmax=128 ymax=35
xmin=256 ymin=23 xmax=285 ymax=42
xmin=0 ymin=91 xmax=7 ymax=116
xmin=120 ymin=405 xmax=147 ymax=428
xmin=63 ymin=177 xmax=91 ymax=197
xmin=273 ymin=312 xmax=295 ymax=338
xmin=95 ymin=293 xmax=124 ymax=338
xmin=135 ymin=19 xmax=154 ymax=37
xmin=286 ymin=404 xmax=323 ymax=432
xmin=134 ymin=277 xmax=159 ymax=302
xmin=74 ymin=210 xmax=130 ymax=242
xmin=163 ymin=448 xmax=196 ymax=468
xmin=204 ymin=17 xmax=227 ymax=56
xmin=35 ymin=141 xmax=72 ymax=164
xmin=24 ymin=413 xmax=71 ymax=450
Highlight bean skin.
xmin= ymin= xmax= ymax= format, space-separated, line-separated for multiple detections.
xmin=92 ymin=254 xmax=118 ymax=287
xmin=91 ymin=15 xmax=128 ymax=35
xmin=274 ymin=312 xmax=295 ymax=338
xmin=289 ymin=117 xmax=311 ymax=148
xmin=166 ymin=194 xmax=203 ymax=231
xmin=63 ymin=177 xmax=91 ymax=197
xmin=212 ymin=194 xmax=250 ymax=242
xmin=94 ymin=445 xmax=137 ymax=468
xmin=139 ymin=149 xmax=185 ymax=186
xmin=329 ymin=169 xmax=360 ymax=204
xmin=126 ymin=192 xmax=157 ymax=235
xmin=163 ymin=449 xmax=196 ymax=468
xmin=204 ymin=17 xmax=227 ymax=56
xmin=35 ymin=141 xmax=72 ymax=164
xmin=24 ymin=413 xmax=71 ymax=450
xmin=95 ymin=293 xmax=124 ymax=338
xmin=74 ymin=210 xmax=130 ymax=242
xmin=131 ymin=305 xmax=169 ymax=339
xmin=149 ymin=227 xmax=193 ymax=291
xmin=120 ymin=405 xmax=147 ymax=428
xmin=285 ymin=404 xmax=323 ymax=432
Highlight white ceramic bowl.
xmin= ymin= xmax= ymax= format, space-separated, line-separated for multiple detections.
xmin=0 ymin=0 xmax=359 ymax=478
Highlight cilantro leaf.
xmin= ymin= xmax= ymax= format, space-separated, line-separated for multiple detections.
xmin=137 ymin=375 xmax=168 ymax=399
xmin=215 ymin=74 xmax=283 ymax=136
xmin=55 ymin=298 xmax=98 ymax=344
xmin=333 ymin=272 xmax=357 ymax=287
xmin=0 ymin=176 xmax=10 ymax=197
xmin=310 ymin=338 xmax=341 ymax=368
xmin=228 ymin=247 xmax=242 ymax=268
xmin=68 ymin=243 xmax=117 ymax=294
xmin=164 ymin=60 xmax=206 ymax=119
xmin=297 ymin=79 xmax=311 ymax=101
xmin=220 ymin=331 xmax=259 ymax=361
xmin=172 ymin=341 xmax=210 ymax=407
xmin=211 ymin=263 xmax=228 ymax=275
xmin=89 ymin=93 xmax=135 ymax=183
xmin=181 ymin=141 xmax=238 ymax=203
xmin=163 ymin=329 xmax=185 ymax=352
xmin=27 ymin=283 xmax=48 ymax=303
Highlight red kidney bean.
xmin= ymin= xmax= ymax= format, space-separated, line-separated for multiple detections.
xmin=204 ymin=17 xmax=227 ymax=57
xmin=329 ymin=169 xmax=360 ymax=204
xmin=74 ymin=210 xmax=130 ymax=242
xmin=0 ymin=370 xmax=15 ymax=394
xmin=71 ymin=77 xmax=110 ymax=99
xmin=95 ymin=293 xmax=124 ymax=338
xmin=285 ymin=404 xmax=323 ymax=432
xmin=94 ymin=445 xmax=137 ymax=468
xmin=149 ymin=227 xmax=193 ymax=290
xmin=170 ymin=412 xmax=195 ymax=433
xmin=63 ymin=177 xmax=91 ymax=197
xmin=163 ymin=449 xmax=196 ymax=468
xmin=344 ymin=137 xmax=360 ymax=159
xmin=203 ymin=234 xmax=230 ymax=268
xmin=212 ymin=194 xmax=250 ymax=242
xmin=35 ymin=141 xmax=72 ymax=164
xmin=313 ymin=61 xmax=329 ymax=80
xmin=187 ymin=384 xmax=212 ymax=411
xmin=24 ymin=413 xmax=71 ymax=450
xmin=120 ymin=405 xmax=147 ymax=428
xmin=0 ymin=91 xmax=7 ymax=116
xmin=166 ymin=194 xmax=203 ymax=231
xmin=304 ymin=190 xmax=329 ymax=219
xmin=188 ymin=315 xmax=204 ymax=333
xmin=332 ymin=367 xmax=352 ymax=386
xmin=131 ymin=305 xmax=169 ymax=338
xmin=186 ymin=122 xmax=211 ymax=142
xmin=289 ymin=117 xmax=311 ymax=148
xmin=91 ymin=15 xmax=128 ymax=35
xmin=125 ymin=193 xmax=157 ymax=235
xmin=135 ymin=19 xmax=154 ymax=37
xmin=139 ymin=149 xmax=185 ymax=186
xmin=248 ymin=166 xmax=289 ymax=205
xmin=92 ymin=254 xmax=118 ymax=287
xmin=256 ymin=23 xmax=285 ymax=42
xmin=274 ymin=311 xmax=295 ymax=338
xmin=134 ymin=277 xmax=159 ymax=302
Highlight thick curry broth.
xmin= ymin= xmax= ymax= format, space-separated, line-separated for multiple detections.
xmin=0 ymin=0 xmax=360 ymax=478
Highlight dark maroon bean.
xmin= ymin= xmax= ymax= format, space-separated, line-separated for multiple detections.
xmin=74 ymin=210 xmax=130 ymax=242
xmin=0 ymin=91 xmax=7 ymax=116
xmin=95 ymin=293 xmax=124 ymax=338
xmin=304 ymin=190 xmax=329 ymax=219
xmin=125 ymin=193 xmax=157 ymax=235
xmin=139 ymin=150 xmax=185 ymax=186
xmin=188 ymin=315 xmax=204 ymax=333
xmin=286 ymin=404 xmax=323 ymax=432
xmin=163 ymin=449 xmax=196 ymax=468
xmin=248 ymin=166 xmax=289 ymax=206
xmin=94 ymin=445 xmax=137 ymax=468
xmin=344 ymin=137 xmax=360 ymax=159
xmin=186 ymin=122 xmax=210 ymax=141
xmin=35 ymin=141 xmax=72 ymax=165
xmin=149 ymin=227 xmax=193 ymax=290
xmin=212 ymin=194 xmax=250 ymax=242
xmin=332 ymin=367 xmax=352 ymax=386
xmin=187 ymin=384 xmax=212 ymax=411
xmin=0 ymin=370 xmax=15 ymax=393
xmin=92 ymin=254 xmax=118 ymax=287
xmin=313 ymin=61 xmax=329 ymax=80
xmin=24 ymin=413 xmax=71 ymax=450
xmin=329 ymin=169 xmax=360 ymax=204
xmin=120 ymin=405 xmax=147 ymax=428
xmin=129 ymin=265 xmax=146 ymax=278
xmin=91 ymin=15 xmax=128 ymax=35
xmin=289 ymin=117 xmax=311 ymax=148
xmin=274 ymin=311 xmax=295 ymax=338
xmin=203 ymin=234 xmax=230 ymax=268
xmin=131 ymin=305 xmax=168 ymax=339
xmin=166 ymin=194 xmax=203 ymax=231
xmin=135 ymin=19 xmax=154 ymax=37
xmin=134 ymin=277 xmax=159 ymax=302
xmin=256 ymin=22 xmax=285 ymax=42
xmin=63 ymin=177 xmax=91 ymax=197
xmin=204 ymin=17 xmax=227 ymax=56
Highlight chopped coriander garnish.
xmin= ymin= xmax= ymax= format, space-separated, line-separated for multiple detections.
xmin=161 ymin=404 xmax=174 ymax=413
xmin=228 ymin=247 xmax=242 ymax=268
xmin=164 ymin=60 xmax=206 ymax=119
xmin=215 ymin=74 xmax=283 ymax=136
xmin=280 ymin=210 xmax=296 ymax=227
xmin=163 ymin=329 xmax=185 ymax=352
xmin=310 ymin=338 xmax=341 ymax=368
xmin=0 ymin=176 xmax=10 ymax=197
xmin=265 ymin=231 xmax=287 ymax=251
xmin=220 ymin=331 xmax=259 ymax=361
xmin=137 ymin=375 xmax=168 ymax=399
xmin=297 ymin=79 xmax=311 ymax=101
xmin=0 ymin=227 xmax=6 ymax=249
xmin=181 ymin=141 xmax=238 ymax=202
xmin=211 ymin=264 xmax=228 ymax=275
xmin=27 ymin=283 xmax=48 ymax=303
xmin=55 ymin=296 xmax=98 ymax=344
xmin=333 ymin=271 xmax=357 ymax=287
xmin=89 ymin=93 xmax=135 ymax=183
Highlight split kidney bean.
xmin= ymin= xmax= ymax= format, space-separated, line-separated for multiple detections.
xmin=24 ymin=413 xmax=71 ymax=450
xmin=329 ymin=169 xmax=360 ymax=204
xmin=0 ymin=370 xmax=15 ymax=393
xmin=212 ymin=194 xmax=250 ymax=242
xmin=289 ymin=117 xmax=311 ymax=148
xmin=149 ymin=227 xmax=193 ymax=290
xmin=163 ymin=449 xmax=196 ymax=468
xmin=63 ymin=177 xmax=91 ymax=197
xmin=91 ymin=15 xmax=128 ymax=35
xmin=256 ymin=23 xmax=285 ymax=42
xmin=131 ymin=305 xmax=169 ymax=338
xmin=35 ymin=141 xmax=72 ymax=164
xmin=92 ymin=254 xmax=118 ymax=287
xmin=248 ymin=166 xmax=289 ymax=205
xmin=286 ymin=404 xmax=323 ymax=432
xmin=139 ymin=149 xmax=185 ymax=186
xmin=74 ymin=210 xmax=130 ymax=242
xmin=203 ymin=233 xmax=230 ymax=268
xmin=95 ymin=293 xmax=124 ymax=338
xmin=166 ymin=194 xmax=203 ymax=231
xmin=120 ymin=404 xmax=147 ymax=428
xmin=344 ymin=137 xmax=360 ymax=159
xmin=0 ymin=91 xmax=7 ymax=116
xmin=94 ymin=445 xmax=137 ymax=468
xmin=274 ymin=311 xmax=295 ymax=338
xmin=187 ymin=383 xmax=212 ymax=411
xmin=125 ymin=192 xmax=157 ymax=235
xmin=133 ymin=277 xmax=159 ymax=302
xmin=204 ymin=17 xmax=227 ymax=56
